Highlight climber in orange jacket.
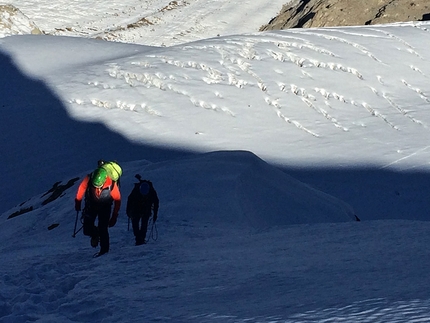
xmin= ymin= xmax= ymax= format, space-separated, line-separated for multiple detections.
xmin=75 ymin=167 xmax=121 ymax=256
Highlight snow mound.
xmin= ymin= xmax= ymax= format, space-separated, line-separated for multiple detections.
xmin=0 ymin=4 xmax=42 ymax=37
xmin=1 ymin=151 xmax=356 ymax=240
xmin=143 ymin=150 xmax=357 ymax=227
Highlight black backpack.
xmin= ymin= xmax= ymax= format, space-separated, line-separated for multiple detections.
xmin=136 ymin=180 xmax=152 ymax=205
xmin=127 ymin=176 xmax=155 ymax=217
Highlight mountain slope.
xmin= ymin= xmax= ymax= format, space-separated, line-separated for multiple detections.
xmin=261 ymin=0 xmax=430 ymax=30
xmin=2 ymin=23 xmax=430 ymax=214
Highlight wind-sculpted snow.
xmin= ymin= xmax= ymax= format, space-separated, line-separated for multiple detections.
xmin=3 ymin=22 xmax=429 ymax=169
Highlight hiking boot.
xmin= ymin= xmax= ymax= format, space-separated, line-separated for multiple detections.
xmin=135 ymin=239 xmax=146 ymax=246
xmin=93 ymin=250 xmax=108 ymax=258
xmin=90 ymin=236 xmax=99 ymax=248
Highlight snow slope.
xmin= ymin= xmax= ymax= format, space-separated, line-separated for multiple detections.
xmin=1 ymin=1 xmax=430 ymax=322
xmin=1 ymin=22 xmax=430 ymax=219
xmin=1 ymin=153 xmax=430 ymax=323
xmin=0 ymin=0 xmax=289 ymax=46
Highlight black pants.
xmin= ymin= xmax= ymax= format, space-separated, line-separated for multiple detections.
xmin=83 ymin=205 xmax=111 ymax=253
xmin=131 ymin=213 xmax=151 ymax=245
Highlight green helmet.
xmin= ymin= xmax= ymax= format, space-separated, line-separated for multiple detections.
xmin=91 ymin=168 xmax=108 ymax=188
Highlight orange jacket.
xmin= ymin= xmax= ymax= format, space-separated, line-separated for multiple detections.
xmin=75 ymin=175 xmax=121 ymax=216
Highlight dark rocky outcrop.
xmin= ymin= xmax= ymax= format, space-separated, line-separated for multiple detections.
xmin=261 ymin=0 xmax=430 ymax=30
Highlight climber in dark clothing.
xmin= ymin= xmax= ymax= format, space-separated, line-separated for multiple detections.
xmin=126 ymin=175 xmax=159 ymax=246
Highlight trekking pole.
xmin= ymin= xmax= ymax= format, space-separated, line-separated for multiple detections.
xmin=72 ymin=211 xmax=79 ymax=238
xmin=73 ymin=211 xmax=84 ymax=237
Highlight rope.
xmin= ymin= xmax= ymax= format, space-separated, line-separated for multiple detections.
xmin=145 ymin=217 xmax=158 ymax=243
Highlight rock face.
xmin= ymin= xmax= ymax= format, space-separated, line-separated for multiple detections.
xmin=0 ymin=4 xmax=42 ymax=36
xmin=260 ymin=0 xmax=430 ymax=30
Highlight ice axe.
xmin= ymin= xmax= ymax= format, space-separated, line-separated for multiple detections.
xmin=72 ymin=210 xmax=83 ymax=237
